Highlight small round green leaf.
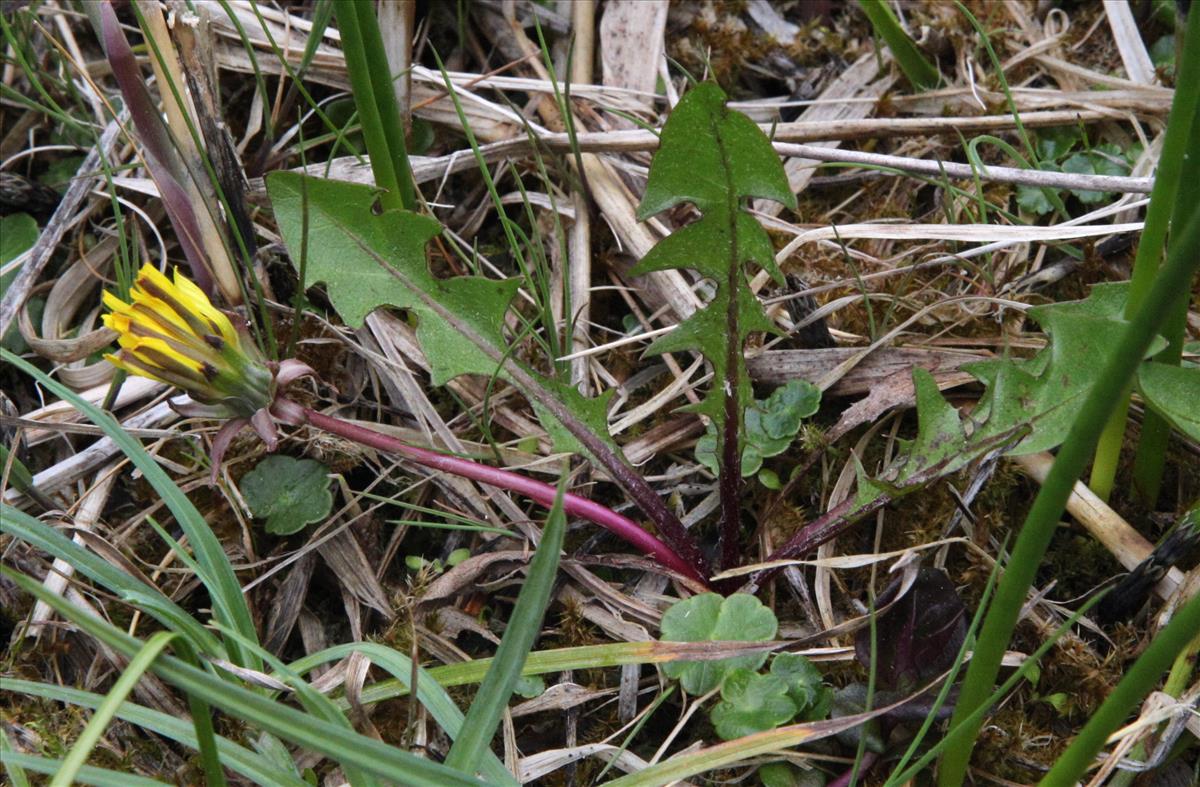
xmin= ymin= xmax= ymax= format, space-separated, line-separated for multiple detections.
xmin=1035 ymin=125 xmax=1080 ymax=161
xmin=770 ymin=652 xmax=825 ymax=710
xmin=241 ymin=456 xmax=333 ymax=535
xmin=709 ymin=667 xmax=796 ymax=740
xmin=660 ymin=593 xmax=778 ymax=694
xmin=513 ymin=675 xmax=545 ymax=699
xmin=757 ymin=468 xmax=782 ymax=490
xmin=759 ymin=762 xmax=827 ymax=787
xmin=758 ymin=380 xmax=821 ymax=440
xmin=1063 ymin=146 xmax=1128 ymax=204
xmin=695 ymin=380 xmax=821 ymax=479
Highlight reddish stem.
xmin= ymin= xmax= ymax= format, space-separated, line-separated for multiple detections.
xmin=828 ymin=750 xmax=879 ymax=787
xmin=302 ymin=407 xmax=709 ymax=587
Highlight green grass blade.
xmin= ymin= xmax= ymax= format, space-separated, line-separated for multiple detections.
xmin=2 ymin=349 xmax=261 ymax=671
xmin=1 ymin=753 xmax=168 ymax=787
xmin=350 ymin=0 xmax=415 ymax=210
xmin=1093 ymin=1 xmax=1200 ymax=501
xmin=1 ymin=727 xmax=33 ymax=787
xmin=937 ymin=195 xmax=1200 ymax=785
xmin=857 ymin=1 xmax=939 ymax=90
xmin=354 ymin=639 xmax=765 ymax=705
xmin=333 ymin=0 xmax=413 ymax=212
xmin=298 ymin=0 xmax=336 ymax=77
xmin=171 ymin=638 xmax=228 ymax=787
xmin=443 ymin=482 xmax=567 ymax=776
xmin=3 ymin=567 xmax=485 ymax=786
xmin=50 ymin=632 xmax=180 ymax=787
xmin=283 ymin=642 xmax=518 ymax=786
xmin=1124 ymin=8 xmax=1200 ymax=319
xmin=213 ymin=626 xmax=380 ymax=787
xmin=6 ymin=680 xmax=308 ymax=787
xmin=1 ymin=504 xmax=225 ymax=658
xmin=1129 ymin=9 xmax=1200 ymax=501
xmin=1041 ymin=591 xmax=1200 ymax=785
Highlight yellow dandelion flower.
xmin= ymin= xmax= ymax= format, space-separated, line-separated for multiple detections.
xmin=103 ymin=263 xmax=272 ymax=417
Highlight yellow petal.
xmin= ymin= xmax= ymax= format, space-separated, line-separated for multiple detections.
xmin=102 ymin=290 xmax=131 ymax=314
xmin=115 ymin=352 xmax=194 ymax=388
xmin=104 ymin=352 xmax=172 ymax=386
xmin=136 ymin=263 xmax=176 ymax=296
xmin=129 ymin=287 xmax=200 ymax=337
xmin=101 ymin=312 xmax=129 ymax=333
xmin=103 ymin=352 xmax=132 ymax=373
xmin=130 ymin=304 xmax=204 ymax=346
xmin=134 ymin=265 xmax=216 ymax=339
xmin=115 ymin=330 xmax=139 ymax=350
xmin=172 ymin=268 xmax=238 ymax=344
xmin=126 ymin=335 xmax=205 ymax=376
xmin=129 ymin=323 xmax=217 ymax=370
xmin=127 ymin=292 xmax=195 ymax=336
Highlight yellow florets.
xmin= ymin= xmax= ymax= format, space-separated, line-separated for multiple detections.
xmin=102 ymin=264 xmax=272 ymax=416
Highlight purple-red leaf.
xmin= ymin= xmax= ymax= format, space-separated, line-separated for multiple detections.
xmin=90 ymin=1 xmax=215 ymax=296
xmin=855 ymin=567 xmax=967 ymax=692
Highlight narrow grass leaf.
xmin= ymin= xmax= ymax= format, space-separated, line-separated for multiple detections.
xmin=937 ymin=189 xmax=1200 ymax=787
xmin=332 ymin=0 xmax=406 ymax=212
xmin=1 ymin=753 xmax=168 ymax=787
xmin=1 ymin=504 xmax=224 ymax=658
xmin=172 ymin=637 xmax=232 ymax=787
xmin=443 ymin=483 xmax=567 ymax=776
xmin=857 ymin=0 xmax=940 ymax=90
xmin=214 ymin=626 xmax=380 ymax=787
xmin=50 ymin=632 xmax=180 ymax=787
xmin=1129 ymin=8 xmax=1200 ymax=500
xmin=349 ymin=0 xmax=415 ymax=210
xmin=2 ymin=350 xmax=261 ymax=671
xmin=6 ymin=680 xmax=308 ymax=787
xmin=3 ymin=567 xmax=484 ymax=787
xmin=357 ymin=639 xmax=790 ymax=706
xmin=0 ymin=727 xmax=32 ymax=787
xmin=1097 ymin=7 xmax=1200 ymax=501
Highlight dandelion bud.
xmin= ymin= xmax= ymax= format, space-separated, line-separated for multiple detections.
xmin=102 ymin=264 xmax=271 ymax=417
